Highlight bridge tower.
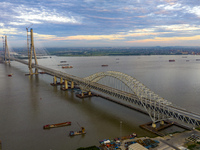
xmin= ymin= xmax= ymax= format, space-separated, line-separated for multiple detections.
xmin=28 ymin=28 xmax=38 ymax=75
xmin=2 ymin=35 xmax=10 ymax=64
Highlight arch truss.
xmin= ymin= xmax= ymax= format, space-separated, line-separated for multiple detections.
xmin=83 ymin=71 xmax=200 ymax=126
xmin=84 ymin=71 xmax=172 ymax=123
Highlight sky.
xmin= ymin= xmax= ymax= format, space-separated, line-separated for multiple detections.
xmin=1 ymin=0 xmax=200 ymax=48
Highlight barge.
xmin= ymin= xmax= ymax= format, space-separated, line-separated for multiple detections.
xmin=101 ymin=65 xmax=108 ymax=67
xmin=43 ymin=121 xmax=71 ymax=129
xmin=8 ymin=73 xmax=13 ymax=77
xmin=69 ymin=127 xmax=86 ymax=136
xmin=62 ymin=66 xmax=73 ymax=69
xmin=60 ymin=61 xmax=67 ymax=63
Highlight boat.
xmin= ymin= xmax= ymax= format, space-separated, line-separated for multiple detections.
xmin=196 ymin=59 xmax=200 ymax=61
xmin=101 ymin=65 xmax=108 ymax=67
xmin=69 ymin=127 xmax=86 ymax=136
xmin=8 ymin=74 xmax=13 ymax=77
xmin=43 ymin=121 xmax=71 ymax=129
xmin=169 ymin=59 xmax=175 ymax=62
xmin=60 ymin=61 xmax=67 ymax=63
xmin=62 ymin=66 xmax=73 ymax=69
xmin=39 ymin=72 xmax=46 ymax=74
xmin=58 ymin=64 xmax=69 ymax=66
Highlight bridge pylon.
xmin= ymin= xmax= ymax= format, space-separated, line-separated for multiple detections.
xmin=2 ymin=35 xmax=10 ymax=64
xmin=28 ymin=28 xmax=38 ymax=75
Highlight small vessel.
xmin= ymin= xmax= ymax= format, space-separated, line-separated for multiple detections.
xmin=43 ymin=121 xmax=71 ymax=129
xmin=196 ymin=59 xmax=200 ymax=61
xmin=169 ymin=59 xmax=175 ymax=62
xmin=60 ymin=61 xmax=67 ymax=63
xmin=39 ymin=72 xmax=46 ymax=74
xmin=8 ymin=73 xmax=13 ymax=77
xmin=62 ymin=66 xmax=73 ymax=69
xmin=58 ymin=64 xmax=69 ymax=66
xmin=69 ymin=127 xmax=86 ymax=136
xmin=101 ymin=65 xmax=108 ymax=67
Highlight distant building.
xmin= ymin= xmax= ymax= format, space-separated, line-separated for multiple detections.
xmin=181 ymin=52 xmax=188 ymax=55
xmin=128 ymin=143 xmax=148 ymax=150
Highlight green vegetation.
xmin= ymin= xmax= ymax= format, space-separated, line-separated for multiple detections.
xmin=45 ymin=46 xmax=200 ymax=56
xmin=3 ymin=46 xmax=200 ymax=57
xmin=196 ymin=128 xmax=200 ymax=131
xmin=187 ymin=144 xmax=197 ymax=149
xmin=77 ymin=146 xmax=99 ymax=150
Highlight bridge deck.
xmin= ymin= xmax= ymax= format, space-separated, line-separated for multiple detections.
xmin=4 ymin=56 xmax=200 ymax=127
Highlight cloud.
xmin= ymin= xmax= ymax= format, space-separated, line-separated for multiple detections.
xmin=156 ymin=24 xmax=200 ymax=31
xmin=127 ymin=35 xmax=200 ymax=43
xmin=157 ymin=3 xmax=183 ymax=11
xmin=34 ymin=33 xmax=57 ymax=40
xmin=53 ymin=30 xmax=164 ymax=41
xmin=0 ymin=2 xmax=82 ymax=27
xmin=186 ymin=6 xmax=200 ymax=17
xmin=0 ymin=28 xmax=18 ymax=35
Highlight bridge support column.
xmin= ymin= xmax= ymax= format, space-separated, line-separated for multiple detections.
xmin=54 ymin=76 xmax=57 ymax=85
xmin=160 ymin=120 xmax=164 ymax=125
xmin=81 ymin=92 xmax=84 ymax=97
xmin=71 ymin=81 xmax=74 ymax=89
xmin=3 ymin=35 xmax=10 ymax=64
xmin=28 ymin=29 xmax=38 ymax=75
xmin=152 ymin=123 xmax=156 ymax=128
xmin=60 ymin=77 xmax=63 ymax=84
xmin=64 ymin=80 xmax=68 ymax=90
xmin=88 ymin=91 xmax=92 ymax=96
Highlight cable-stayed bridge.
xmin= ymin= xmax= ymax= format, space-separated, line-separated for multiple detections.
xmin=1 ymin=30 xmax=200 ymax=128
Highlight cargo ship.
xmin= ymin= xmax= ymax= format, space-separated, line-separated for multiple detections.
xmin=101 ymin=65 xmax=108 ymax=67
xmin=58 ymin=64 xmax=69 ymax=66
xmin=43 ymin=121 xmax=71 ymax=129
xmin=62 ymin=66 xmax=73 ymax=69
xmin=60 ymin=61 xmax=67 ymax=63
xmin=8 ymin=73 xmax=13 ymax=77
xmin=69 ymin=127 xmax=86 ymax=136
xmin=169 ymin=59 xmax=175 ymax=62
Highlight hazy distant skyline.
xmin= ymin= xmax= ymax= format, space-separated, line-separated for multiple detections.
xmin=1 ymin=0 xmax=200 ymax=48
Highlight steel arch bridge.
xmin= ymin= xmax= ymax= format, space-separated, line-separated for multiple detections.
xmin=2 ymin=31 xmax=200 ymax=127
xmin=82 ymin=71 xmax=200 ymax=126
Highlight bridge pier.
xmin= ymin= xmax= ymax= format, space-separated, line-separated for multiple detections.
xmin=61 ymin=80 xmax=69 ymax=90
xmin=50 ymin=76 xmax=57 ymax=86
xmin=60 ymin=77 xmax=63 ymax=85
xmin=60 ymin=80 xmax=76 ymax=90
xmin=76 ymin=91 xmax=93 ymax=98
xmin=51 ymin=76 xmax=65 ymax=86
xmin=152 ymin=123 xmax=156 ymax=128
xmin=71 ymin=81 xmax=74 ymax=89
xmin=160 ymin=120 xmax=164 ymax=125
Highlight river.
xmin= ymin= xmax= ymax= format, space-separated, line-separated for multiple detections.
xmin=0 ymin=55 xmax=200 ymax=150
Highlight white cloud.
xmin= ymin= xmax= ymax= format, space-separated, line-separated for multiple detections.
xmin=157 ymin=3 xmax=182 ymax=11
xmin=157 ymin=24 xmax=200 ymax=31
xmin=0 ymin=28 xmax=18 ymax=35
xmin=14 ymin=6 xmax=81 ymax=24
xmin=186 ymin=6 xmax=200 ymax=17
xmin=0 ymin=2 xmax=81 ymax=26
